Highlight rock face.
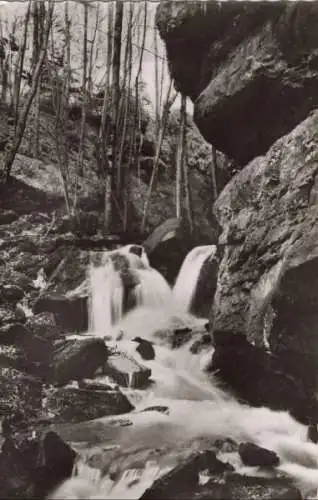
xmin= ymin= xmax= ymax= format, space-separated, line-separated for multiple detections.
xmin=104 ymin=351 xmax=152 ymax=389
xmin=156 ymin=1 xmax=318 ymax=165
xmin=49 ymin=337 xmax=109 ymax=385
xmin=0 ymin=431 xmax=76 ymax=499
xmin=209 ymin=332 xmax=318 ymax=425
xmin=211 ymin=111 xmax=318 ymax=386
xmin=140 ymin=449 xmax=300 ymax=500
xmin=43 ymin=385 xmax=134 ymax=424
xmin=33 ymin=294 xmax=88 ymax=333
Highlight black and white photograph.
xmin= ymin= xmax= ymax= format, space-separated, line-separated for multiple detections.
xmin=1 ymin=0 xmax=318 ymax=498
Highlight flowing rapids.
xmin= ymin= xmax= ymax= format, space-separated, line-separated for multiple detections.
xmin=49 ymin=245 xmax=318 ymax=499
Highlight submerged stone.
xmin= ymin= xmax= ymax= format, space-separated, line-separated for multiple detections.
xmin=104 ymin=351 xmax=152 ymax=389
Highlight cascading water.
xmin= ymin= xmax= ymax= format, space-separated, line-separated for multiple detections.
xmin=51 ymin=244 xmax=318 ymax=500
xmin=88 ymin=256 xmax=124 ymax=335
xmin=172 ymin=245 xmax=217 ymax=312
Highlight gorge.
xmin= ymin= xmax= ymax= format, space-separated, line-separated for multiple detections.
xmin=2 ymin=1 xmax=318 ymax=499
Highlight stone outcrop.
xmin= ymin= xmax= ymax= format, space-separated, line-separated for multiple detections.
xmin=211 ymin=112 xmax=318 ymax=380
xmin=0 ymin=431 xmax=76 ymax=499
xmin=209 ymin=331 xmax=318 ymax=426
xmin=140 ymin=449 xmax=300 ymax=500
xmin=156 ymin=1 xmax=318 ymax=165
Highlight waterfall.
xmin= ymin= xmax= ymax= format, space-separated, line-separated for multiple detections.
xmin=134 ymin=269 xmax=172 ymax=308
xmin=52 ymin=243 xmax=318 ymax=500
xmin=88 ymin=245 xmax=172 ymax=337
xmin=88 ymin=244 xmax=218 ymax=338
xmin=172 ymin=245 xmax=217 ymax=312
xmin=88 ymin=257 xmax=124 ymax=335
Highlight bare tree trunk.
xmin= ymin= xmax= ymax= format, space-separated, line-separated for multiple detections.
xmin=77 ymin=2 xmax=88 ymax=179
xmin=112 ymin=0 xmax=123 ymax=212
xmin=141 ymin=80 xmax=177 ymax=232
xmin=176 ymin=94 xmax=186 ymax=221
xmin=183 ymin=148 xmax=194 ymax=233
xmin=0 ymin=0 xmax=54 ymax=183
xmin=106 ymin=2 xmax=114 ymax=92
xmin=210 ymin=145 xmax=218 ymax=200
xmin=99 ymin=3 xmax=114 ymax=234
xmin=13 ymin=0 xmax=31 ymax=131
xmin=88 ymin=3 xmax=100 ymax=97
xmin=154 ymin=26 xmax=160 ymax=134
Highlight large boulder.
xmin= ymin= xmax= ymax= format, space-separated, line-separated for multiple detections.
xmin=49 ymin=337 xmax=109 ymax=385
xmin=211 ymin=111 xmax=318 ymax=386
xmin=104 ymin=350 xmax=152 ymax=389
xmin=209 ymin=331 xmax=318 ymax=426
xmin=0 ymin=431 xmax=76 ymax=499
xmin=42 ymin=384 xmax=134 ymax=424
xmin=140 ymin=449 xmax=300 ymax=500
xmin=156 ymin=2 xmax=318 ymax=166
xmin=33 ymin=294 xmax=88 ymax=333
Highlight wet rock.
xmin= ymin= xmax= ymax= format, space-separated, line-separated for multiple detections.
xmin=33 ymin=294 xmax=88 ymax=332
xmin=50 ymin=337 xmax=109 ymax=385
xmin=78 ymin=378 xmax=113 ymax=391
xmin=307 ymin=424 xmax=318 ymax=444
xmin=196 ymin=474 xmax=301 ymax=500
xmin=0 ymin=284 xmax=24 ymax=303
xmin=25 ymin=312 xmax=60 ymax=340
xmin=43 ymin=385 xmax=134 ymax=424
xmin=209 ymin=332 xmax=318 ymax=425
xmin=157 ymin=2 xmax=318 ymax=166
xmin=0 ymin=431 xmax=76 ymax=499
xmin=141 ymin=406 xmax=170 ymax=415
xmin=238 ymin=442 xmax=280 ymax=468
xmin=106 ymin=352 xmax=151 ymax=389
xmin=0 ymin=209 xmax=18 ymax=225
xmin=33 ymin=431 xmax=77 ymax=498
xmin=104 ymin=351 xmax=152 ymax=389
xmin=190 ymin=333 xmax=213 ymax=355
xmin=171 ymin=327 xmax=192 ymax=349
xmin=140 ymin=450 xmax=233 ymax=500
xmin=133 ymin=337 xmax=155 ymax=360
xmin=190 ymin=252 xmax=218 ymax=318
xmin=143 ymin=218 xmax=181 ymax=255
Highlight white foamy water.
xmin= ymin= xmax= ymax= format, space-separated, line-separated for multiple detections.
xmin=50 ymin=245 xmax=318 ymax=500
xmin=172 ymin=245 xmax=217 ymax=312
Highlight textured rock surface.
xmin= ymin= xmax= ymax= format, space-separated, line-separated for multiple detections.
xmin=43 ymin=385 xmax=134 ymax=423
xmin=104 ymin=351 xmax=152 ymax=389
xmin=140 ymin=449 xmax=300 ymax=500
xmin=0 ymin=431 xmax=76 ymax=499
xmin=212 ymin=111 xmax=318 ymax=370
xmin=209 ymin=332 xmax=318 ymax=425
xmin=156 ymin=1 xmax=318 ymax=165
xmin=50 ymin=337 xmax=109 ymax=385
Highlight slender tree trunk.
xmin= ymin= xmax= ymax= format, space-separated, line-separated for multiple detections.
xmin=88 ymin=3 xmax=100 ymax=97
xmin=176 ymin=94 xmax=186 ymax=221
xmin=0 ymin=0 xmax=54 ymax=183
xmin=13 ymin=0 xmax=31 ymax=131
xmin=99 ymin=3 xmax=114 ymax=234
xmin=210 ymin=145 xmax=218 ymax=200
xmin=154 ymin=27 xmax=160 ymax=134
xmin=141 ymin=81 xmax=177 ymax=232
xmin=183 ymin=148 xmax=194 ymax=233
xmin=112 ymin=0 xmax=123 ymax=210
xmin=106 ymin=2 xmax=114 ymax=92
xmin=77 ymin=2 xmax=88 ymax=178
